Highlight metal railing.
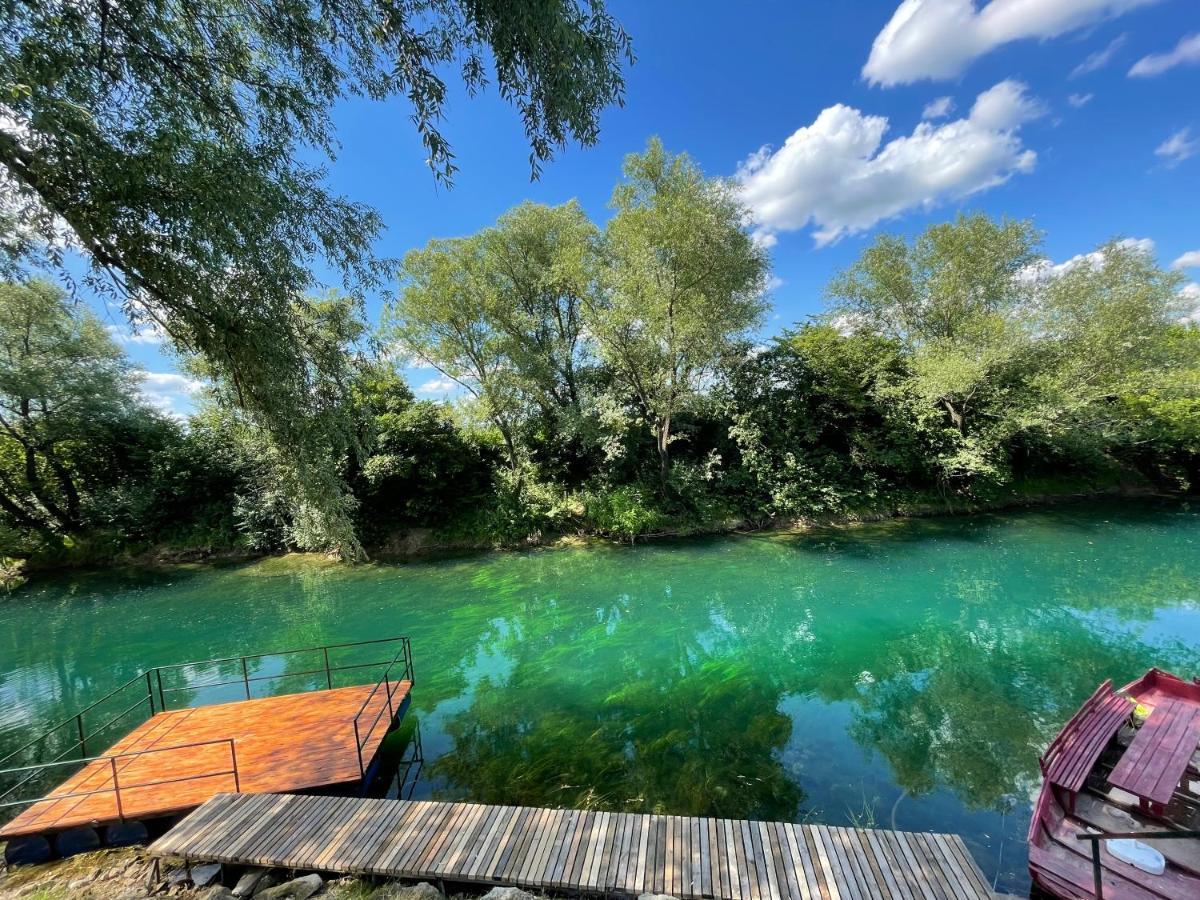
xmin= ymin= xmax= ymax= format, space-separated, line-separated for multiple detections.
xmin=0 ymin=637 xmax=413 ymax=823
xmin=351 ymin=637 xmax=414 ymax=778
xmin=1076 ymin=828 xmax=1200 ymax=898
xmin=0 ymin=739 xmax=239 ymax=822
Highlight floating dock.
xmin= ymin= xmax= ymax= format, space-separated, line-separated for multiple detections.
xmin=0 ymin=638 xmax=413 ymax=854
xmin=151 ymin=793 xmax=998 ymax=899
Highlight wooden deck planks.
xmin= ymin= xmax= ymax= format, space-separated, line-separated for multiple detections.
xmin=1 ymin=683 xmax=409 ymax=839
xmin=151 ymin=794 xmax=993 ymax=899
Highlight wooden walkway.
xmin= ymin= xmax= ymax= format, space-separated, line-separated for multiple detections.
xmin=150 ymin=793 xmax=996 ymax=899
xmin=1 ymin=684 xmax=407 ymax=839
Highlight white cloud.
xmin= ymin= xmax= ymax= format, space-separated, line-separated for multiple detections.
xmin=415 ymin=377 xmax=458 ymax=396
xmin=1155 ymin=128 xmax=1198 ymax=166
xmin=922 ymin=96 xmax=956 ymax=119
xmin=739 ymin=80 xmax=1042 ymax=247
xmin=1067 ymin=92 xmax=1094 ymax=108
xmin=1020 ymin=237 xmax=1155 ymax=281
xmin=1179 ymin=283 xmax=1200 ymax=323
xmin=1172 ymin=250 xmax=1200 ymax=270
xmin=765 ymin=275 xmax=786 ymax=291
xmin=136 ymin=371 xmax=203 ymax=419
xmin=1071 ymin=34 xmax=1127 ymax=77
xmin=1129 ymin=33 xmax=1200 ymax=77
xmin=107 ymin=322 xmax=169 ymax=346
xmin=863 ymin=0 xmax=1160 ymax=86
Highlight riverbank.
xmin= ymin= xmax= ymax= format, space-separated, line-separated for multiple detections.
xmin=3 ymin=473 xmax=1182 ymax=591
xmin=0 ymin=846 xmax=550 ymax=900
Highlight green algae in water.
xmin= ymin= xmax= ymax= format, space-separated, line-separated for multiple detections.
xmin=2 ymin=498 xmax=1200 ymax=893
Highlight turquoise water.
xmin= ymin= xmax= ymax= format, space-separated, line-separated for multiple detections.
xmin=3 ymin=499 xmax=1200 ymax=892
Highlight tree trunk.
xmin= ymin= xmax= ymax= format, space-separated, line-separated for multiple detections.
xmin=940 ymin=398 xmax=965 ymax=435
xmin=656 ymin=413 xmax=671 ymax=489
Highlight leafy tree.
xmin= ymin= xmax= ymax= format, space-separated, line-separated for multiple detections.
xmin=726 ymin=326 xmax=929 ymax=515
xmin=348 ymin=363 xmax=494 ymax=541
xmin=388 ymin=236 xmax=529 ymax=478
xmin=589 ymin=138 xmax=768 ymax=487
xmin=480 ymin=201 xmax=599 ymax=423
xmin=827 ymin=214 xmax=1040 ymax=440
xmin=0 ymin=279 xmax=166 ymax=545
xmin=1 ymin=0 xmax=632 ymax=554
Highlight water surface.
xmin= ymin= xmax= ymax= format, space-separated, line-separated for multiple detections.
xmin=3 ymin=499 xmax=1199 ymax=893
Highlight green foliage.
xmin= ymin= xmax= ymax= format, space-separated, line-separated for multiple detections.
xmin=0 ymin=280 xmax=172 ymax=553
xmin=590 ymin=138 xmax=769 ymax=485
xmin=2 ymin=0 xmax=632 ymax=556
xmin=727 ymin=326 xmax=929 ymax=516
xmin=584 ymin=484 xmax=665 ymax=543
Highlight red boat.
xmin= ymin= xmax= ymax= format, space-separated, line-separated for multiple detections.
xmin=1029 ymin=668 xmax=1200 ymax=899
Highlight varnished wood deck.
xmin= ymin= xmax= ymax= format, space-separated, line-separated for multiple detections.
xmin=151 ymin=793 xmax=996 ymax=899
xmin=0 ymin=683 xmax=409 ymax=839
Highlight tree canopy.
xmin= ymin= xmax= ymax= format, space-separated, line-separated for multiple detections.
xmin=1 ymin=0 xmax=633 ymax=556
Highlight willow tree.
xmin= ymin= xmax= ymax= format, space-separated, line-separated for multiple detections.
xmin=0 ymin=0 xmax=632 ymax=555
xmin=589 ymin=138 xmax=768 ymax=487
xmin=0 ymin=280 xmax=158 ymax=544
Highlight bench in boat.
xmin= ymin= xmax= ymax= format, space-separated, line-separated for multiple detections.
xmin=1041 ymin=680 xmax=1133 ymax=798
xmin=1110 ymin=696 xmax=1200 ymax=807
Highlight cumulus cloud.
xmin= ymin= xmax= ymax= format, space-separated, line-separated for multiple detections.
xmin=765 ymin=275 xmax=786 ymax=291
xmin=415 ymin=376 xmax=458 ymax=396
xmin=1067 ymin=93 xmax=1094 ymax=108
xmin=863 ymin=0 xmax=1160 ymax=86
xmin=1071 ymin=34 xmax=1127 ymax=77
xmin=922 ymin=96 xmax=956 ymax=119
xmin=1025 ymin=237 xmax=1156 ymax=280
xmin=137 ymin=371 xmax=203 ymax=418
xmin=1172 ymin=250 xmax=1200 ymax=270
xmin=738 ymin=81 xmax=1043 ymax=247
xmin=1129 ymin=33 xmax=1200 ymax=77
xmin=1155 ymin=128 xmax=1198 ymax=166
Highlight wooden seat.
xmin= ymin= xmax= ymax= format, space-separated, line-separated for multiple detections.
xmin=1041 ymin=680 xmax=1133 ymax=794
xmin=1110 ymin=696 xmax=1200 ymax=807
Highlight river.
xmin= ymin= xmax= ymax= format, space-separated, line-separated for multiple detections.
xmin=3 ymin=498 xmax=1199 ymax=893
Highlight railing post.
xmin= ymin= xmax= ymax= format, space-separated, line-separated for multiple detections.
xmin=229 ymin=740 xmax=240 ymax=793
xmin=353 ymin=719 xmax=364 ymax=778
xmin=1090 ymin=837 xmax=1103 ymax=899
xmin=323 ymin=646 xmax=333 ymax=690
xmin=156 ymin=668 xmax=165 ymax=711
xmin=385 ymin=674 xmax=394 ymax=721
xmin=110 ymin=757 xmax=124 ymax=821
xmin=76 ymin=714 xmax=86 ymax=759
xmin=241 ymin=657 xmax=251 ymax=700
xmin=145 ymin=671 xmax=155 ymax=715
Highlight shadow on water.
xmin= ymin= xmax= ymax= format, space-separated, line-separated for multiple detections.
xmin=2 ymin=498 xmax=1199 ymax=893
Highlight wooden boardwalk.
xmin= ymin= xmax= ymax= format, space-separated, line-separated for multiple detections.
xmin=1 ymin=684 xmax=407 ymax=839
xmin=151 ymin=793 xmax=996 ymax=899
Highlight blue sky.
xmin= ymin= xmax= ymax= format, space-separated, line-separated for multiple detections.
xmin=97 ymin=0 xmax=1200 ymax=415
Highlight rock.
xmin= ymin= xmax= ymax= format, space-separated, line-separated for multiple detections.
xmin=192 ymin=863 xmax=223 ymax=887
xmin=233 ymin=868 xmax=273 ymax=896
xmin=200 ymin=888 xmax=236 ymax=900
xmin=255 ymin=873 xmax=324 ymax=900
xmin=165 ymin=861 xmax=221 ymax=887
xmin=479 ymin=888 xmax=536 ymax=900
xmin=373 ymin=883 xmax=445 ymax=900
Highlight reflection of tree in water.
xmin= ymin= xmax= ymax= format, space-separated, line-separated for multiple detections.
xmin=846 ymin=586 xmax=1200 ymax=812
xmin=428 ymin=587 xmax=804 ymax=821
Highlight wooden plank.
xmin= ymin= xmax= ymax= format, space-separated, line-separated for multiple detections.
xmin=150 ymin=794 xmax=995 ymax=900
xmin=799 ymin=826 xmax=838 ymax=900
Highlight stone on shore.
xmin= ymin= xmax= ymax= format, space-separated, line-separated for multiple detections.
xmin=256 ymin=872 xmax=324 ymax=900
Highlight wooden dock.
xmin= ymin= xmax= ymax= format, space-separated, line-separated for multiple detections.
xmin=151 ymin=793 xmax=997 ymax=899
xmin=0 ymin=683 xmax=408 ymax=840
